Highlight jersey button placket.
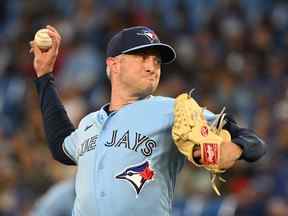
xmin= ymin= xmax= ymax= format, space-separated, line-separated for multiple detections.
xmin=95 ymin=114 xmax=111 ymax=200
xmin=95 ymin=153 xmax=109 ymax=202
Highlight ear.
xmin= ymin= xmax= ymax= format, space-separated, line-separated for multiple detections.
xmin=106 ymin=57 xmax=119 ymax=78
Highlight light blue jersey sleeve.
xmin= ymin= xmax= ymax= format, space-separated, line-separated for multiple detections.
xmin=62 ymin=112 xmax=102 ymax=163
xmin=62 ymin=129 xmax=80 ymax=164
xmin=204 ymin=109 xmax=217 ymax=122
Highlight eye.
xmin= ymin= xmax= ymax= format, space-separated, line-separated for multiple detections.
xmin=155 ymin=56 xmax=161 ymax=65
xmin=127 ymin=171 xmax=134 ymax=176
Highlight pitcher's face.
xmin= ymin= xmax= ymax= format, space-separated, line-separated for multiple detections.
xmin=114 ymin=49 xmax=161 ymax=97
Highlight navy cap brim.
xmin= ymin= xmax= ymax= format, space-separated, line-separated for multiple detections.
xmin=122 ymin=43 xmax=176 ymax=64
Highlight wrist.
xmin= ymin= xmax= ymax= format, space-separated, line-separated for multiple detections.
xmin=36 ymin=72 xmax=52 ymax=78
xmin=36 ymin=71 xmax=53 ymax=78
xmin=34 ymin=72 xmax=54 ymax=82
xmin=229 ymin=140 xmax=243 ymax=160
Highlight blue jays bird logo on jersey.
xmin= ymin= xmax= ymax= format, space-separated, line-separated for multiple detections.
xmin=137 ymin=30 xmax=159 ymax=43
xmin=115 ymin=161 xmax=154 ymax=196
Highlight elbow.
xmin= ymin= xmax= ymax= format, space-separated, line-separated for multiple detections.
xmin=48 ymin=140 xmax=76 ymax=166
xmin=50 ymin=149 xmax=76 ymax=165
xmin=255 ymin=138 xmax=266 ymax=160
xmin=46 ymin=128 xmax=76 ymax=165
xmin=233 ymin=133 xmax=267 ymax=162
xmin=242 ymin=137 xmax=266 ymax=162
xmin=224 ymin=119 xmax=267 ymax=162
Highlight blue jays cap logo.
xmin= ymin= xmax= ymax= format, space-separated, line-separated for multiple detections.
xmin=115 ymin=161 xmax=154 ymax=196
xmin=136 ymin=30 xmax=159 ymax=43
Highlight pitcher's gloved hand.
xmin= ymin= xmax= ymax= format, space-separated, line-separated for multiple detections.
xmin=172 ymin=93 xmax=242 ymax=195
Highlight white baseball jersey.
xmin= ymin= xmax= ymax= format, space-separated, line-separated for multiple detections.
xmin=63 ymin=96 xmax=216 ymax=216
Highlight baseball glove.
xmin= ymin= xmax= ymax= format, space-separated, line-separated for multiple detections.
xmin=172 ymin=93 xmax=231 ymax=195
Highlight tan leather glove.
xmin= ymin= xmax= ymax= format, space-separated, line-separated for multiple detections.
xmin=172 ymin=93 xmax=232 ymax=195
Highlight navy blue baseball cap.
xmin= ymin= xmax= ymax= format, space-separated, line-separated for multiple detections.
xmin=106 ymin=26 xmax=176 ymax=64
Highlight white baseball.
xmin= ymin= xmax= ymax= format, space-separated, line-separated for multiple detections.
xmin=34 ymin=28 xmax=52 ymax=50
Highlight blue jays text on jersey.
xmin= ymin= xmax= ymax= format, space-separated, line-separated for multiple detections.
xmin=62 ymin=96 xmax=216 ymax=216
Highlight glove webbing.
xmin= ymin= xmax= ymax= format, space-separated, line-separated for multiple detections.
xmin=209 ymin=109 xmax=228 ymax=196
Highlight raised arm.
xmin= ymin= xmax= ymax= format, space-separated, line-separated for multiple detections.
xmin=31 ymin=25 xmax=75 ymax=165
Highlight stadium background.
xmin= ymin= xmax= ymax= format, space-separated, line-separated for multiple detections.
xmin=0 ymin=0 xmax=288 ymax=215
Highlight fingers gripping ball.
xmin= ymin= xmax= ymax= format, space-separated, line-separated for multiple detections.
xmin=34 ymin=29 xmax=52 ymax=50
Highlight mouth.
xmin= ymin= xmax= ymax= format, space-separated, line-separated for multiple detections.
xmin=148 ymin=78 xmax=155 ymax=82
xmin=147 ymin=76 xmax=157 ymax=81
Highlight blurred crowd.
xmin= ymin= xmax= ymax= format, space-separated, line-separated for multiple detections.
xmin=0 ymin=0 xmax=288 ymax=215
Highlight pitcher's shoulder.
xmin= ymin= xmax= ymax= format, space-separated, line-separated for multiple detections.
xmin=148 ymin=96 xmax=175 ymax=106
xmin=151 ymin=96 xmax=175 ymax=102
xmin=78 ymin=111 xmax=100 ymax=129
xmin=147 ymin=96 xmax=175 ymax=107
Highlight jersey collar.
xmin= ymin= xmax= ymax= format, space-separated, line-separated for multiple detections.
xmin=98 ymin=103 xmax=110 ymax=124
xmin=98 ymin=95 xmax=154 ymax=123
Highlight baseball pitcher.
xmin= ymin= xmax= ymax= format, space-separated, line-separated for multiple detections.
xmin=30 ymin=25 xmax=266 ymax=216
